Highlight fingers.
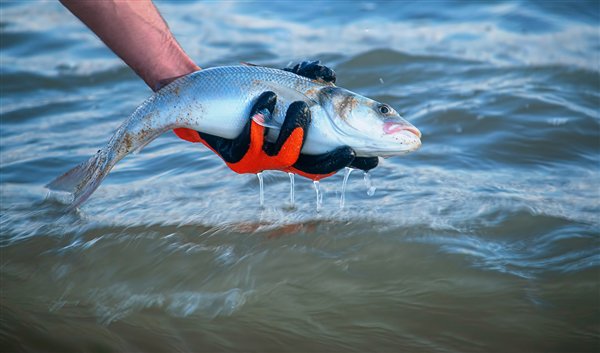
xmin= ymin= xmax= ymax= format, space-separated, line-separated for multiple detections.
xmin=250 ymin=91 xmax=277 ymax=117
xmin=283 ymin=60 xmax=336 ymax=84
xmin=264 ymin=101 xmax=311 ymax=156
xmin=193 ymin=89 xmax=372 ymax=180
xmin=350 ymin=157 xmax=379 ymax=171
xmin=197 ymin=91 xmax=277 ymax=164
xmin=289 ymin=150 xmax=379 ymax=180
xmin=292 ymin=146 xmax=355 ymax=176
xmin=249 ymin=90 xmax=277 ymax=144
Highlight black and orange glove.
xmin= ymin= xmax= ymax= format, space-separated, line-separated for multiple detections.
xmin=173 ymin=61 xmax=378 ymax=178
xmin=175 ymin=91 xmax=311 ymax=173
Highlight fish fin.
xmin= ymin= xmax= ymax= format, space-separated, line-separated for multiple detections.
xmin=46 ymin=149 xmax=114 ymax=210
xmin=46 ymin=156 xmax=96 ymax=192
xmin=258 ymin=80 xmax=316 ymax=131
xmin=317 ymin=79 xmax=336 ymax=87
xmin=251 ymin=112 xmax=280 ymax=130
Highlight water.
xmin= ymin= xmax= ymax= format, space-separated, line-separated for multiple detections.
xmin=363 ymin=170 xmax=377 ymax=197
xmin=1 ymin=1 xmax=599 ymax=352
xmin=340 ymin=167 xmax=353 ymax=208
xmin=256 ymin=172 xmax=264 ymax=207
xmin=313 ymin=180 xmax=323 ymax=211
xmin=288 ymin=172 xmax=295 ymax=207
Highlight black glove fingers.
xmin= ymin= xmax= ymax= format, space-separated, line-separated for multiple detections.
xmin=264 ymin=101 xmax=311 ymax=156
xmin=198 ymin=91 xmax=278 ymax=164
xmin=250 ymin=91 xmax=277 ymax=117
xmin=293 ymin=146 xmax=356 ymax=175
xmin=250 ymin=91 xmax=277 ymax=141
xmin=284 ymin=60 xmax=336 ymax=84
xmin=350 ymin=157 xmax=379 ymax=171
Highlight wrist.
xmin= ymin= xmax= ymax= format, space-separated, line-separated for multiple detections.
xmin=61 ymin=0 xmax=200 ymax=92
xmin=144 ymin=37 xmax=200 ymax=91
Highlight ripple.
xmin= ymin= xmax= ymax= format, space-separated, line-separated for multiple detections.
xmin=2 ymin=1 xmax=599 ymax=351
xmin=88 ymin=286 xmax=247 ymax=325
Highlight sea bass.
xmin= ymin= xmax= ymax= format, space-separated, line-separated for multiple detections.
xmin=47 ymin=65 xmax=421 ymax=208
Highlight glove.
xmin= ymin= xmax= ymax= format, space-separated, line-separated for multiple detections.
xmin=283 ymin=61 xmax=378 ymax=179
xmin=282 ymin=60 xmax=336 ymax=84
xmin=173 ymin=61 xmax=378 ymax=177
xmin=176 ymin=91 xmax=311 ymax=173
xmin=287 ymin=152 xmax=379 ymax=180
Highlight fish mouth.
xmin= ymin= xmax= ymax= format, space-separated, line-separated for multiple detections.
xmin=356 ymin=142 xmax=421 ymax=157
xmin=355 ymin=130 xmax=422 ymax=158
xmin=383 ymin=122 xmax=422 ymax=138
xmin=353 ymin=122 xmax=421 ymax=157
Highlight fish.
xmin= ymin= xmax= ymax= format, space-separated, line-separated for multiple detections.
xmin=47 ymin=65 xmax=422 ymax=209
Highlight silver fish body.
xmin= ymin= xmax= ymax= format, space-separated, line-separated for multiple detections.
xmin=47 ymin=65 xmax=421 ymax=208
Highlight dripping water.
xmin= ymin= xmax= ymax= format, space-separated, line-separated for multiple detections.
xmin=313 ymin=180 xmax=323 ymax=211
xmin=340 ymin=167 xmax=353 ymax=208
xmin=288 ymin=172 xmax=295 ymax=207
xmin=364 ymin=171 xmax=376 ymax=196
xmin=257 ymin=172 xmax=264 ymax=207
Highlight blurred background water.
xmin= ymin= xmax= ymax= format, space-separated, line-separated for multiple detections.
xmin=1 ymin=1 xmax=599 ymax=352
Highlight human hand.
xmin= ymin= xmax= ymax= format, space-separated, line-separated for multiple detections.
xmin=179 ymin=91 xmax=312 ymax=174
xmin=174 ymin=61 xmax=378 ymax=178
xmin=178 ymin=91 xmax=369 ymax=177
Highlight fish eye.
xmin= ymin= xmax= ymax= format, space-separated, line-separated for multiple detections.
xmin=378 ymin=104 xmax=392 ymax=115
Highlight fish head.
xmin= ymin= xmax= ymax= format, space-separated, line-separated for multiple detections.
xmin=318 ymin=86 xmax=421 ymax=157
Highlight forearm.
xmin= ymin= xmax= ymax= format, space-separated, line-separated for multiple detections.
xmin=60 ymin=0 xmax=200 ymax=91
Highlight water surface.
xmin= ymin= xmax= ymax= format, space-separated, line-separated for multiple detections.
xmin=1 ymin=1 xmax=599 ymax=352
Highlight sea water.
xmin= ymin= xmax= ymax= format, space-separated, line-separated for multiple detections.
xmin=1 ymin=1 xmax=598 ymax=352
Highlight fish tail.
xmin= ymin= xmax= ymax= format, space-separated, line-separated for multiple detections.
xmin=45 ymin=76 xmax=198 ymax=210
xmin=46 ymin=148 xmax=116 ymax=210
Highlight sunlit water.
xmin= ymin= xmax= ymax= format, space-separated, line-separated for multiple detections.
xmin=1 ymin=1 xmax=599 ymax=352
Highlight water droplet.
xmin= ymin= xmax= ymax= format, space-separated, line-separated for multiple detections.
xmin=340 ymin=167 xmax=353 ymax=208
xmin=313 ymin=180 xmax=323 ymax=211
xmin=364 ymin=171 xmax=376 ymax=196
xmin=256 ymin=172 xmax=264 ymax=207
xmin=288 ymin=172 xmax=295 ymax=207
